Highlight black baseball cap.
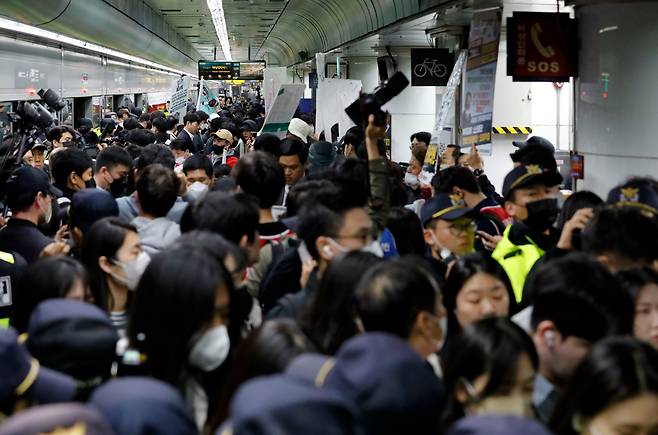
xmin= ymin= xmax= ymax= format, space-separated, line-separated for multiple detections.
xmin=5 ymin=166 xmax=62 ymax=204
xmin=502 ymin=164 xmax=563 ymax=199
xmin=69 ymin=189 xmax=119 ymax=233
xmin=607 ymin=183 xmax=658 ymax=215
xmin=420 ymin=193 xmax=477 ymax=226
xmin=512 ymin=136 xmax=555 ymax=152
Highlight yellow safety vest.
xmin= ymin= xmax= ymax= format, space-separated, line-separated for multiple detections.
xmin=491 ymin=225 xmax=545 ymax=303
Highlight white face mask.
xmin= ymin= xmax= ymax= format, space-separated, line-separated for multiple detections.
xmin=188 ymin=324 xmax=230 ymax=372
xmin=404 ymin=172 xmax=420 ymax=188
xmin=361 ymin=240 xmax=384 ymax=258
xmin=112 ymin=252 xmax=150 ymax=291
xmin=43 ymin=197 xmax=53 ymax=224
xmin=187 ymin=181 xmax=209 ymax=201
xmin=437 ymin=315 xmax=448 ymax=351
xmin=461 ymin=378 xmax=533 ymax=418
xmin=175 ymin=156 xmax=186 ymax=166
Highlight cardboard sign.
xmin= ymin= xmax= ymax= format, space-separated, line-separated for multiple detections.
xmin=410 ymin=49 xmax=454 ymax=86
xmin=507 ymin=12 xmax=577 ymax=82
xmin=260 ymin=84 xmax=305 ymax=138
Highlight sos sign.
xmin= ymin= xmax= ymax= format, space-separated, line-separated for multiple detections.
xmin=507 ymin=12 xmax=577 ymax=82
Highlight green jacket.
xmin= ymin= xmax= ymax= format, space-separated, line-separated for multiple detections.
xmin=492 ymin=225 xmax=545 ymax=303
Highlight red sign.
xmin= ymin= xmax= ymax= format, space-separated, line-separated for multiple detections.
xmin=507 ymin=12 xmax=577 ymax=82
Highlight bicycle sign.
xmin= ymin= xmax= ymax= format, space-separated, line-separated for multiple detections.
xmin=414 ymin=58 xmax=448 ymax=78
xmin=410 ymin=48 xmax=454 ymax=86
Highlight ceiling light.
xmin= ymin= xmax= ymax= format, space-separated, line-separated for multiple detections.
xmin=206 ymin=0 xmax=233 ymax=60
xmin=0 ymin=16 xmax=192 ymax=75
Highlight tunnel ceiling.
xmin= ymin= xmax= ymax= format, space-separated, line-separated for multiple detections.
xmin=149 ymin=0 xmax=456 ymax=66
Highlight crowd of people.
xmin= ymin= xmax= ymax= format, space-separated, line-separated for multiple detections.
xmin=0 ymin=94 xmax=656 ymax=435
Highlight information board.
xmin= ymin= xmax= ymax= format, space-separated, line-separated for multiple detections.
xmin=198 ymin=61 xmax=240 ymax=80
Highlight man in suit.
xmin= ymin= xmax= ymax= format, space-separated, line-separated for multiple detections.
xmin=176 ymin=113 xmax=203 ymax=153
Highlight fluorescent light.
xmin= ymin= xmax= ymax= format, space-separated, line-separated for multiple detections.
xmin=0 ymin=17 xmax=193 ymax=76
xmin=206 ymin=0 xmax=232 ymax=61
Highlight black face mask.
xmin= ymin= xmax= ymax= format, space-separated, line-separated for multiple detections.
xmin=85 ymin=178 xmax=96 ymax=189
xmin=212 ymin=145 xmax=224 ymax=155
xmin=110 ymin=176 xmax=128 ymax=198
xmin=524 ymin=198 xmax=559 ymax=232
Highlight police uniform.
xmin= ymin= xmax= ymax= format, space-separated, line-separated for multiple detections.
xmin=492 ymin=164 xmax=562 ymax=302
xmin=0 ymin=250 xmax=27 ymax=327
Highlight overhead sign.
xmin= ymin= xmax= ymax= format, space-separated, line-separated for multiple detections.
xmin=507 ymin=12 xmax=577 ymax=82
xmin=198 ymin=60 xmax=267 ymax=80
xmin=461 ymin=8 xmax=502 ymax=155
xmin=410 ymin=49 xmax=454 ymax=86
xmin=198 ymin=61 xmax=240 ymax=80
xmin=239 ymin=61 xmax=266 ymax=80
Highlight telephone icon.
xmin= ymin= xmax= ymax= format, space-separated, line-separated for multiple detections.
xmin=530 ymin=22 xmax=556 ymax=58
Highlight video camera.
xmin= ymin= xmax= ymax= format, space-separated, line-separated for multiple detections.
xmin=345 ymin=71 xmax=409 ymax=127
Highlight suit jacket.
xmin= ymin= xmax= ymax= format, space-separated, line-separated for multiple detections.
xmin=176 ymin=129 xmax=204 ymax=154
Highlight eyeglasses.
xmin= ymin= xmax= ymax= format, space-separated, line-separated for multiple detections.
xmin=444 ymin=220 xmax=475 ymax=236
xmin=329 ymin=230 xmax=376 ymax=245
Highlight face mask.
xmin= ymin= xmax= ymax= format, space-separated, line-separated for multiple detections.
xmin=42 ymin=197 xmax=53 ymax=224
xmin=112 ymin=252 xmax=150 ymax=291
xmin=187 ymin=181 xmax=209 ymax=201
xmin=212 ymin=145 xmax=224 ymax=155
xmin=109 ymin=176 xmax=128 ymax=198
xmin=85 ymin=178 xmax=96 ymax=189
xmin=361 ymin=240 xmax=384 ymax=258
xmin=523 ymin=198 xmax=559 ymax=232
xmin=175 ymin=156 xmax=185 ymax=166
xmin=404 ymin=172 xmax=420 ymax=188
xmin=437 ymin=315 xmax=448 ymax=351
xmin=461 ymin=378 xmax=533 ymax=418
xmin=188 ymin=324 xmax=230 ymax=372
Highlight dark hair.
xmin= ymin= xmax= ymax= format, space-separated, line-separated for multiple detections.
xmin=432 ymin=166 xmax=481 ymax=195
xmin=137 ymin=144 xmax=175 ymax=171
xmin=550 ymin=337 xmax=658 ymax=435
xmin=192 ymin=191 xmax=259 ymax=244
xmin=279 ymin=138 xmax=308 ymax=164
xmin=301 ymin=252 xmax=382 ymax=354
xmin=128 ymin=247 xmax=233 ymax=386
xmin=386 ymin=207 xmax=426 ymax=256
xmin=209 ymin=117 xmax=223 ymax=133
xmin=210 ymin=319 xmax=314 ymax=430
xmin=410 ymin=131 xmax=432 ymax=146
xmin=253 ymin=133 xmax=281 ymax=157
xmin=125 ymin=129 xmax=156 ymax=147
xmin=343 ymin=126 xmax=364 ymax=148
xmin=183 ymin=113 xmax=200 ymax=125
xmin=49 ymin=148 xmax=93 ymax=190
xmin=214 ymin=163 xmax=232 ymax=179
xmin=194 ymin=110 xmax=209 ymax=122
xmin=582 ymin=207 xmax=658 ymax=269
xmin=117 ymin=108 xmax=130 ymax=119
xmin=556 ymin=191 xmax=603 ymax=229
xmin=82 ymin=217 xmax=137 ymax=311
xmin=617 ymin=268 xmax=658 ymax=303
xmin=441 ymin=317 xmax=539 ymax=430
xmin=136 ymin=165 xmax=180 ymax=217
xmin=354 ymin=258 xmax=440 ymax=339
xmin=46 ymin=125 xmax=74 ymax=143
xmin=152 ymin=116 xmax=170 ymax=133
xmin=123 ymin=117 xmax=141 ymax=131
xmin=168 ymin=138 xmax=190 ymax=153
xmin=182 ymin=154 xmax=213 ymax=179
xmin=11 ymin=257 xmax=89 ymax=333
xmin=410 ymin=142 xmax=428 ymax=165
xmin=443 ymin=253 xmax=516 ymax=341
xmin=95 ymin=146 xmax=131 ymax=173
xmin=234 ymin=151 xmax=285 ymax=209
xmin=172 ymin=231 xmax=247 ymax=276
xmin=527 ymin=252 xmax=634 ymax=342
xmin=285 ymin=179 xmax=336 ymax=217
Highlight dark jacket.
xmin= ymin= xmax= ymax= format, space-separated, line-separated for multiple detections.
xmin=265 ymin=271 xmax=319 ymax=321
xmin=0 ymin=218 xmax=53 ymax=264
xmin=176 ymin=129 xmax=204 ymax=154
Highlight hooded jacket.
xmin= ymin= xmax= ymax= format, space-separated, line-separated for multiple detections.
xmin=131 ymin=217 xmax=181 ymax=256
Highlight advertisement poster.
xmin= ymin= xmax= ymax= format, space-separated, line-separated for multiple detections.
xmin=461 ymin=8 xmax=502 ymax=155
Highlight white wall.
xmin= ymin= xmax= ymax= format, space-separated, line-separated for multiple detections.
xmin=349 ymin=54 xmax=436 ymax=163
xmin=575 ymin=2 xmax=658 ymax=197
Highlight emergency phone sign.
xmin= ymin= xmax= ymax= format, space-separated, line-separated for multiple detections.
xmin=507 ymin=12 xmax=577 ymax=82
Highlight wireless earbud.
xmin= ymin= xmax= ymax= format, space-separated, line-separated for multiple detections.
xmin=322 ymin=245 xmax=333 ymax=257
xmin=545 ymin=331 xmax=556 ymax=347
